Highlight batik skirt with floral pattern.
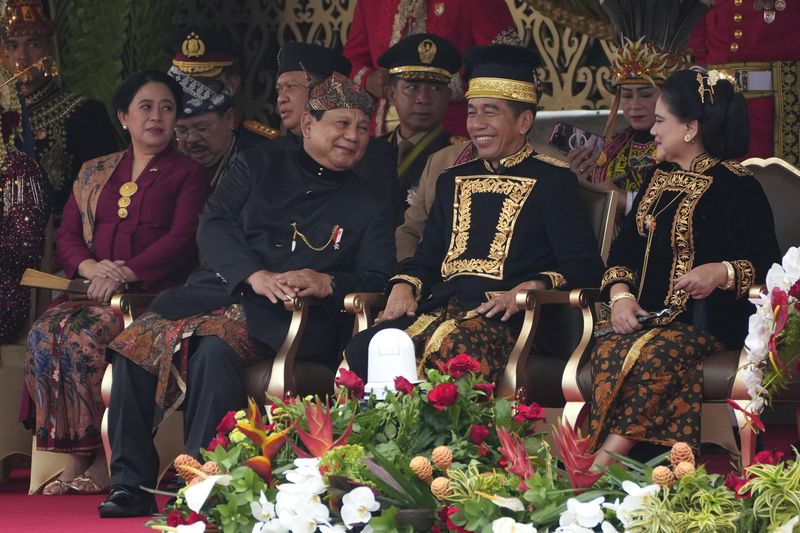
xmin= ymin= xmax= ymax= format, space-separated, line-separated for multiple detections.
xmin=588 ymin=321 xmax=724 ymax=452
xmin=25 ymin=300 xmax=122 ymax=452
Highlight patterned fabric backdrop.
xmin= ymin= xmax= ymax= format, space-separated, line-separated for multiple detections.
xmin=176 ymin=0 xmax=615 ymax=126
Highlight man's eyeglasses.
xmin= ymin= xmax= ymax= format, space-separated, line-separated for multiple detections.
xmin=175 ymin=124 xmax=213 ymax=141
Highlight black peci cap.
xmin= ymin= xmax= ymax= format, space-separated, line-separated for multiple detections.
xmin=277 ymin=42 xmax=351 ymax=78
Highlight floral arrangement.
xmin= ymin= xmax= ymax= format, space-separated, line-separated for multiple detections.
xmin=146 ymin=353 xmax=800 ymax=533
xmin=741 ymin=246 xmax=800 ymax=419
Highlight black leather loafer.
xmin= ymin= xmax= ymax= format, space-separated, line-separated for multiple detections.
xmin=98 ymin=485 xmax=157 ymax=518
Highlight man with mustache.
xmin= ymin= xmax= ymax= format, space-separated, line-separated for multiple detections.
xmin=378 ymin=33 xmax=462 ymax=223
xmin=169 ymin=28 xmax=278 ymax=189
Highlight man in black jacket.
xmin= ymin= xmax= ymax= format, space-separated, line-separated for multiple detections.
xmin=268 ymin=42 xmax=401 ymax=221
xmin=99 ymin=72 xmax=394 ymax=518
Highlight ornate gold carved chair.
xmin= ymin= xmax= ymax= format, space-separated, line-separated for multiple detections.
xmin=563 ymin=157 xmax=800 ymax=466
xmin=495 ymin=181 xmax=618 ymax=418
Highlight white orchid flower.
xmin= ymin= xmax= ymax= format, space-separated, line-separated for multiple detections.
xmin=492 ymin=516 xmax=538 ymax=532
xmin=251 ymin=491 xmax=277 ymax=523
xmin=600 ymin=522 xmax=620 ymax=533
xmin=559 ymin=496 xmax=605 ymax=529
xmin=478 ymin=492 xmax=525 ymax=512
xmin=277 ymin=511 xmax=321 ymax=533
xmin=184 ymin=474 xmax=233 ymax=512
xmin=766 ymin=263 xmax=790 ymax=292
xmin=554 ymin=525 xmax=594 ymax=533
xmin=781 ymin=247 xmax=800 ymax=281
xmin=319 ymin=524 xmax=348 ymax=533
xmin=176 ymin=523 xmax=206 ymax=533
xmin=774 ymin=515 xmax=800 ymax=533
xmin=607 ymin=481 xmax=660 ymax=526
xmin=252 ymin=520 xmax=289 ymax=533
xmin=293 ymin=457 xmax=321 ymax=469
xmin=341 ymin=486 xmax=380 ymax=527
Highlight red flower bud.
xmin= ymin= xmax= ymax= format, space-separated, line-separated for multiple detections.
xmin=166 ymin=510 xmax=185 ymax=526
xmin=216 ymin=411 xmax=238 ymax=435
xmin=335 ymin=368 xmax=365 ymax=400
xmin=394 ymin=375 xmax=414 ymax=395
xmin=472 ymin=382 xmax=495 ymax=402
xmin=207 ymin=434 xmax=229 ymax=452
xmin=470 ymin=424 xmax=489 ymax=445
xmin=445 ymin=353 xmax=481 ymax=379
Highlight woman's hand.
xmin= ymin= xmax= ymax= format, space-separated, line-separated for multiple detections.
xmin=566 ymin=145 xmax=599 ymax=180
xmin=611 ymin=297 xmax=649 ymax=334
xmin=376 ymin=283 xmax=417 ymax=323
xmin=86 ymin=276 xmax=124 ymax=303
xmin=673 ymin=263 xmax=728 ymax=300
xmin=78 ymin=259 xmax=127 ymax=283
xmin=473 ymin=280 xmax=546 ymax=322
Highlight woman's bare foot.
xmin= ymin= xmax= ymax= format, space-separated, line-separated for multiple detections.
xmin=70 ymin=449 xmax=110 ymax=494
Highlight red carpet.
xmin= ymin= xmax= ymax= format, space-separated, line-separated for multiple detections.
xmin=1 ymin=426 xmax=795 ymax=531
xmin=0 ymin=468 xmax=169 ymax=532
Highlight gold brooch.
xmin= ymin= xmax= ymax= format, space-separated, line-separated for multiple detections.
xmin=118 ymin=181 xmax=139 ymax=219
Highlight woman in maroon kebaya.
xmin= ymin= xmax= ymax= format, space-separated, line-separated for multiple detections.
xmin=24 ymin=70 xmax=208 ymax=495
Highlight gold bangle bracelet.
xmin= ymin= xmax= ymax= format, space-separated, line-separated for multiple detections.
xmin=610 ymin=291 xmax=636 ymax=308
xmin=718 ymin=261 xmax=735 ymax=290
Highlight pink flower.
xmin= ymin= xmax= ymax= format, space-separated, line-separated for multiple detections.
xmin=216 ymin=411 xmax=238 ymax=435
xmin=206 ymin=434 xmax=229 ymax=451
xmin=469 ymin=424 xmax=489 ymax=445
xmin=428 ymin=383 xmax=459 ymax=410
xmin=772 ymin=287 xmax=789 ymax=334
xmin=335 ymin=368 xmax=365 ymax=400
xmin=514 ymin=402 xmax=546 ymax=424
xmin=394 ymin=375 xmax=414 ymax=395
xmin=444 ymin=353 xmax=480 ymax=378
xmin=472 ymin=382 xmax=495 ymax=402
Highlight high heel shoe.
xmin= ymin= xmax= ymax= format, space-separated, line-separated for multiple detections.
xmin=69 ymin=474 xmax=108 ymax=495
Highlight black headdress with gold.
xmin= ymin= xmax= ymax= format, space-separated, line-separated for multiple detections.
xmin=1 ymin=0 xmax=53 ymax=38
xmin=169 ymin=28 xmax=236 ymax=78
xmin=463 ymin=44 xmax=541 ymax=105
xmin=306 ymin=72 xmax=374 ymax=116
xmin=378 ymin=33 xmax=461 ymax=85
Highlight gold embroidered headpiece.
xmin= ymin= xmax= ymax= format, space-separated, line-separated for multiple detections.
xmin=1 ymin=0 xmax=53 ymax=38
xmin=306 ymin=72 xmax=374 ymax=116
xmin=609 ymin=38 xmax=686 ymax=86
xmin=695 ymin=69 xmax=740 ymax=104
xmin=463 ymin=44 xmax=540 ymax=105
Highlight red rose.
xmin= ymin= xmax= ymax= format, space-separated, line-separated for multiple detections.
xmin=216 ymin=411 xmax=238 ymax=435
xmin=187 ymin=511 xmax=208 ymax=525
xmin=166 ymin=510 xmax=186 ymax=526
xmin=473 ymin=382 xmax=495 ymax=402
xmin=469 ymin=424 xmax=489 ymax=445
xmin=428 ymin=383 xmax=459 ymax=410
xmin=514 ymin=402 xmax=546 ymax=423
xmin=394 ymin=375 xmax=414 ymax=395
xmin=207 ymin=434 xmax=229 ymax=451
xmin=335 ymin=368 xmax=365 ymax=400
xmin=445 ymin=353 xmax=481 ymax=379
xmin=754 ymin=449 xmax=784 ymax=465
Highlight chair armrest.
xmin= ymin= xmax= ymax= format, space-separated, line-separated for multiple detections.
xmin=496 ymin=288 xmax=599 ymax=401
xmin=344 ymin=292 xmax=387 ymax=335
xmin=266 ymin=297 xmax=320 ymax=399
xmin=110 ymin=293 xmax=156 ymax=329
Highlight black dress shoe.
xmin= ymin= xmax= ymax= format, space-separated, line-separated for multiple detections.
xmin=98 ymin=485 xmax=157 ymax=518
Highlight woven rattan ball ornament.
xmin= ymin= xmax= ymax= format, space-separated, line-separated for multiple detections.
xmin=652 ymin=465 xmax=675 ymax=488
xmin=670 ymin=442 xmax=695 ymax=468
xmin=432 ymin=446 xmax=453 ymax=472
xmin=674 ymin=461 xmax=696 ymax=479
xmin=174 ymin=454 xmax=202 ymax=481
xmin=431 ymin=477 xmax=451 ymax=500
xmin=200 ymin=461 xmax=221 ymax=476
xmin=410 ymin=456 xmax=433 ymax=483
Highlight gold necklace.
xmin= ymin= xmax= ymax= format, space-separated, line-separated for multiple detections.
xmin=290 ymin=222 xmax=341 ymax=252
xmin=639 ymin=190 xmax=685 ymax=298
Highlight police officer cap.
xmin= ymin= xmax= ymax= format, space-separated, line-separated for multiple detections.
xmin=169 ymin=27 xmax=237 ymax=78
xmin=277 ymin=42 xmax=351 ymax=78
xmin=378 ymin=33 xmax=461 ymax=84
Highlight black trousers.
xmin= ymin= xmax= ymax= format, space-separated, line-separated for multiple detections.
xmin=108 ymin=335 xmax=246 ymax=490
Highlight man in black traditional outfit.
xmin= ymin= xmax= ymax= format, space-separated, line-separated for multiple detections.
xmin=268 ymin=42 xmax=401 ymax=220
xmin=1 ymin=0 xmax=118 ymax=223
xmin=378 ymin=33 xmax=462 ymax=219
xmin=168 ymin=28 xmax=278 ymax=188
xmin=99 ymin=72 xmax=394 ymax=518
xmin=346 ymin=44 xmax=604 ymax=382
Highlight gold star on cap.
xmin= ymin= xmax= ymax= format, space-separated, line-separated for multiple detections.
xmin=418 ymin=39 xmax=437 ymax=65
xmin=181 ymin=32 xmax=206 ymax=59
